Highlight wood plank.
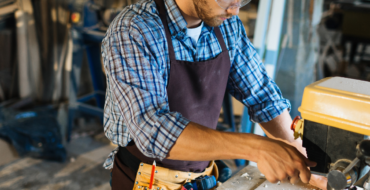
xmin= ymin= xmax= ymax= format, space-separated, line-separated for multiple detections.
xmin=15 ymin=9 xmax=32 ymax=98
xmin=0 ymin=139 xmax=19 ymax=167
xmin=217 ymin=165 xmax=319 ymax=190
xmin=16 ymin=0 xmax=42 ymax=99
xmin=0 ymin=83 xmax=4 ymax=101
xmin=23 ymin=0 xmax=42 ymax=100
xmin=0 ymin=3 xmax=17 ymax=16
xmin=52 ymin=28 xmax=68 ymax=102
xmin=63 ymin=30 xmax=73 ymax=100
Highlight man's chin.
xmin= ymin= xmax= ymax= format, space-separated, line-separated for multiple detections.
xmin=204 ymin=19 xmax=223 ymax=27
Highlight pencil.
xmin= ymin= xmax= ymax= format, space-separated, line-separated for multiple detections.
xmin=149 ymin=161 xmax=156 ymax=190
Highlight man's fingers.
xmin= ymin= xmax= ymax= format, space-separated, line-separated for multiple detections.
xmin=304 ymin=158 xmax=317 ymax=167
xmin=289 ymin=175 xmax=300 ymax=184
xmin=276 ymin=171 xmax=288 ymax=182
xmin=258 ymin=164 xmax=280 ymax=184
xmin=298 ymin=166 xmax=312 ymax=184
xmin=264 ymin=174 xmax=279 ymax=184
xmin=309 ymin=174 xmax=328 ymax=190
xmin=294 ymin=147 xmax=316 ymax=168
xmin=290 ymin=145 xmax=316 ymax=168
xmin=288 ymin=170 xmax=300 ymax=184
xmin=295 ymin=149 xmax=315 ymax=183
xmin=257 ymin=139 xmax=318 ymax=185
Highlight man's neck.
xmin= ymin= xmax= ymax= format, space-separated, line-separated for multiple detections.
xmin=175 ymin=0 xmax=202 ymax=28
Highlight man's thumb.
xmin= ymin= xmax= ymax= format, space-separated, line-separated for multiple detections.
xmin=305 ymin=159 xmax=317 ymax=167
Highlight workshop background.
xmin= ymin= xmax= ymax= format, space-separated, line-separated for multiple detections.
xmin=0 ymin=0 xmax=369 ymax=189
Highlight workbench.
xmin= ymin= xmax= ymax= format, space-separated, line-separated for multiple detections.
xmin=217 ymin=165 xmax=320 ymax=190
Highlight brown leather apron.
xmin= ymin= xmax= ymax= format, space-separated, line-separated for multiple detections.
xmin=111 ymin=0 xmax=231 ymax=188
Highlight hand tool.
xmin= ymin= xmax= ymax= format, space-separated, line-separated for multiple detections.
xmin=181 ymin=182 xmax=194 ymax=190
xmin=149 ymin=160 xmax=156 ymax=190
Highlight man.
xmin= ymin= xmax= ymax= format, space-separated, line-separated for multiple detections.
xmin=101 ymin=0 xmax=327 ymax=189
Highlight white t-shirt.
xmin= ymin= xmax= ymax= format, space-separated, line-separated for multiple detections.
xmin=186 ymin=22 xmax=204 ymax=44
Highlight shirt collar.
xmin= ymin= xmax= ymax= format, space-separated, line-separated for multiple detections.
xmin=161 ymin=0 xmax=214 ymax=39
xmin=163 ymin=0 xmax=188 ymax=37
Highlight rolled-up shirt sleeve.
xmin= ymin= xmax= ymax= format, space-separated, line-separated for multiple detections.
xmin=227 ymin=18 xmax=291 ymax=123
xmin=102 ymin=24 xmax=189 ymax=160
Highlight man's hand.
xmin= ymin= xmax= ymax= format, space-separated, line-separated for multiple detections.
xmin=309 ymin=174 xmax=327 ymax=190
xmin=258 ymin=110 xmax=327 ymax=187
xmin=256 ymin=138 xmax=317 ymax=184
xmin=291 ymin=138 xmax=328 ymax=189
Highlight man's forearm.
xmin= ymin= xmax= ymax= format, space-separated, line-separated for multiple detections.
xmin=168 ymin=110 xmax=301 ymax=162
xmin=259 ymin=110 xmax=305 ymax=155
xmin=167 ymin=121 xmax=264 ymax=162
xmin=167 ymin=115 xmax=316 ymax=185
xmin=259 ymin=110 xmax=294 ymax=141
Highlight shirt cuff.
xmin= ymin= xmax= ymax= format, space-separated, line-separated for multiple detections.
xmin=142 ymin=113 xmax=190 ymax=161
xmin=248 ymin=99 xmax=291 ymax=123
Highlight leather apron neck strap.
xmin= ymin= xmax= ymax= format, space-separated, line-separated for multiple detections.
xmin=153 ymin=0 xmax=228 ymax=62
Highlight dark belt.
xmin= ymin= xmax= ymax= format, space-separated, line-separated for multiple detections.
xmin=117 ymin=146 xmax=141 ymax=174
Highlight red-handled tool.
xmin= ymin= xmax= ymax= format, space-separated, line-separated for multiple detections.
xmin=291 ymin=116 xmax=301 ymax=131
xmin=291 ymin=116 xmax=305 ymax=140
xmin=149 ymin=161 xmax=156 ymax=190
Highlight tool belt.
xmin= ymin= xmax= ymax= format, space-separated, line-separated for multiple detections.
xmin=133 ymin=160 xmax=218 ymax=190
xmin=117 ymin=147 xmax=219 ymax=190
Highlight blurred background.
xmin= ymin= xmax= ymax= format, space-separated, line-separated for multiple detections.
xmin=0 ymin=0 xmax=369 ymax=189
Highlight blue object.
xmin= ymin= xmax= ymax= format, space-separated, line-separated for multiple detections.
xmin=215 ymin=160 xmax=233 ymax=183
xmin=15 ymin=112 xmax=37 ymax=119
xmin=0 ymin=109 xmax=66 ymax=162
xmin=182 ymin=182 xmax=194 ymax=190
xmin=192 ymin=175 xmax=217 ymax=190
xmin=192 ymin=182 xmax=198 ymax=190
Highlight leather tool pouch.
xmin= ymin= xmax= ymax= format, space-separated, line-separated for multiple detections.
xmin=132 ymin=161 xmax=218 ymax=190
xmin=116 ymin=146 xmax=219 ymax=190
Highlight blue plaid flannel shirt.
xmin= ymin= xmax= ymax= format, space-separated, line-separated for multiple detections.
xmin=101 ymin=0 xmax=291 ymax=169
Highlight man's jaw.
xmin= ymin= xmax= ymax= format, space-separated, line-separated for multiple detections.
xmin=219 ymin=16 xmax=231 ymax=21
